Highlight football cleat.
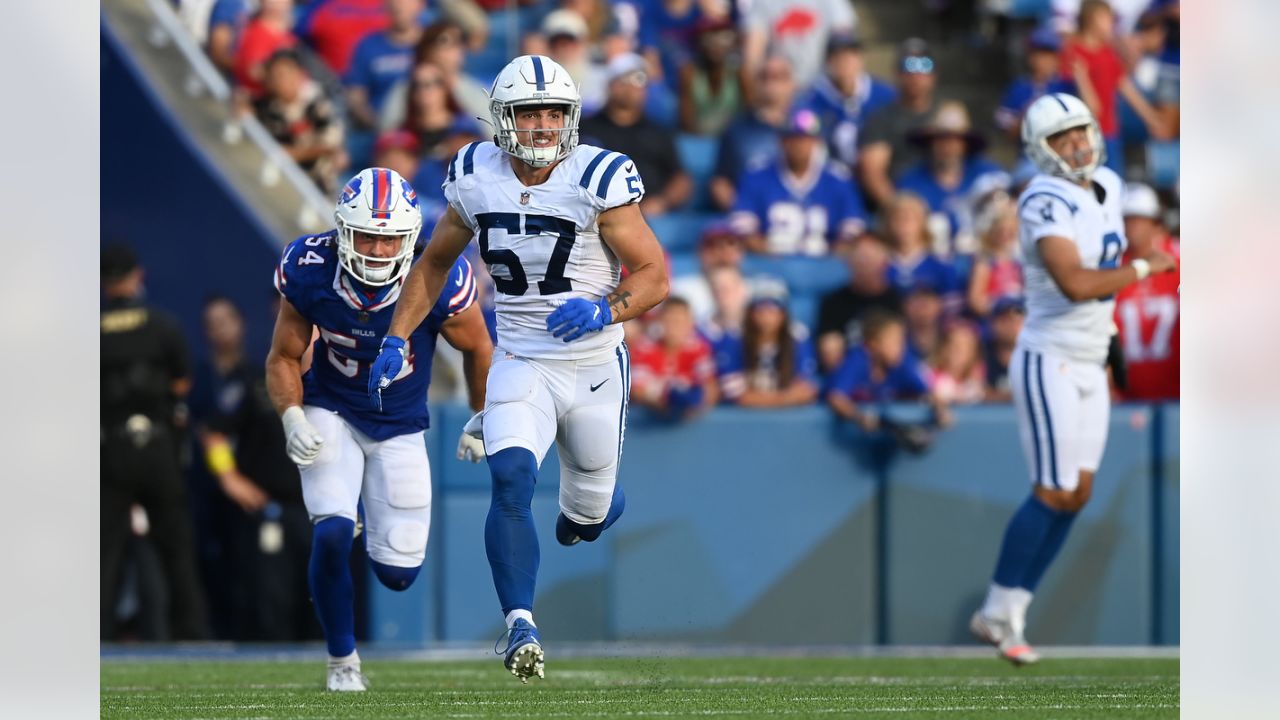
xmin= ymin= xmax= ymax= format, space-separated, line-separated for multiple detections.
xmin=495 ymin=618 xmax=545 ymax=683
xmin=997 ymin=635 xmax=1041 ymax=666
xmin=554 ymin=513 xmax=582 ymax=546
xmin=325 ymin=664 xmax=369 ymax=692
xmin=969 ymin=610 xmax=1012 ymax=647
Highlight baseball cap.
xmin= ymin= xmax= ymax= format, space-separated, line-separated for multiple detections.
xmin=1028 ymin=27 xmax=1062 ymax=52
xmin=374 ymin=129 xmax=420 ymax=156
xmin=826 ymin=32 xmax=863 ymax=57
xmin=102 ymin=243 xmax=139 ymax=280
xmin=698 ymin=221 xmax=739 ymax=249
xmin=1123 ymin=182 xmax=1161 ymax=219
xmin=898 ymin=37 xmax=935 ymax=74
xmin=542 ymin=9 xmax=588 ymax=41
xmin=783 ymin=107 xmax=823 ymax=137
xmin=606 ymin=53 xmax=648 ymax=85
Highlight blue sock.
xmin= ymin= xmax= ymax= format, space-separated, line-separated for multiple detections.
xmin=485 ymin=448 xmax=540 ymax=616
xmin=1020 ymin=509 xmax=1078 ymax=592
xmin=308 ymin=517 xmax=356 ymax=657
xmin=370 ymin=561 xmax=421 ymax=592
xmin=992 ymin=496 xmax=1057 ymax=588
xmin=560 ymin=484 xmax=627 ymax=543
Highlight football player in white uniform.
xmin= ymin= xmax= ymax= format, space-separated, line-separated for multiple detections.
xmin=968 ymin=94 xmax=1176 ymax=665
xmin=368 ymin=55 xmax=669 ymax=682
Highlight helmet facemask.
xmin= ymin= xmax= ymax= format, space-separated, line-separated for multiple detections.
xmin=335 ymin=223 xmax=418 ymax=287
xmin=491 ymin=100 xmax=581 ymax=168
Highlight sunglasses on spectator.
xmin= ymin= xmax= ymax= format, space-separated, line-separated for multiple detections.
xmin=900 ymin=56 xmax=935 ymax=74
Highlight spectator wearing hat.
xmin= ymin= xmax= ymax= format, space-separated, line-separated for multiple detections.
xmin=966 ymin=191 xmax=1024 ymax=318
xmin=253 ymin=49 xmax=347 ymax=193
xmin=1061 ymin=0 xmax=1172 ymax=173
xmin=895 ymin=101 xmax=1009 ymax=254
xmin=580 ymin=53 xmax=693 ymax=217
xmin=729 ymin=107 xmax=869 ymax=256
xmin=857 ymin=38 xmax=943 ymax=211
xmin=740 ymin=0 xmax=857 ymax=92
xmin=994 ymin=27 xmax=1078 ymax=141
xmin=629 ymin=297 xmax=720 ymax=422
xmin=677 ymin=18 xmax=744 ymax=137
xmin=345 ymin=0 xmax=427 ymax=131
xmin=709 ymin=54 xmax=796 ymax=212
xmin=715 ymin=293 xmax=820 ymax=408
xmin=799 ymin=32 xmax=897 ymax=169
xmin=816 ymin=234 xmax=902 ymax=374
xmin=1114 ymin=182 xmax=1180 ymax=401
xmin=982 ymin=296 xmax=1025 ymax=402
xmin=542 ymin=9 xmax=611 ymax=116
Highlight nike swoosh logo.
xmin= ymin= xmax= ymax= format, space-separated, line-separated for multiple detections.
xmin=503 ymin=83 xmax=514 ymax=89
xmin=624 ymin=163 xmax=634 ymax=173
xmin=455 ymin=274 xmax=465 ymax=287
xmin=590 ymin=379 xmax=609 ymax=392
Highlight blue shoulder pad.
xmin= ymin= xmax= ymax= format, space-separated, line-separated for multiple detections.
xmin=275 ymin=231 xmax=338 ymax=311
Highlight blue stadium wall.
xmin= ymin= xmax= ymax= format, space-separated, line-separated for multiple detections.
xmin=374 ymin=403 xmax=1179 ymax=648
xmin=102 ymin=24 xmax=282 ymax=361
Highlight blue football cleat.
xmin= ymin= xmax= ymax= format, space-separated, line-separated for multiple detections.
xmin=554 ymin=512 xmax=582 ymax=546
xmin=495 ymin=619 xmax=545 ymax=683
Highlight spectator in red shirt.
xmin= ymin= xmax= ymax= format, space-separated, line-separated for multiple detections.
xmin=629 ymin=298 xmax=719 ymax=421
xmin=233 ymin=0 xmax=298 ymax=97
xmin=1114 ymin=182 xmax=1179 ymax=401
xmin=1061 ymin=0 xmax=1171 ymax=173
xmin=296 ymin=0 xmax=390 ymax=76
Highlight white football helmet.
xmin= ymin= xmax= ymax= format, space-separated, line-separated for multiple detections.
xmin=334 ymin=167 xmax=422 ymax=286
xmin=1021 ymin=93 xmax=1105 ymax=183
xmin=488 ymin=55 xmax=581 ymax=168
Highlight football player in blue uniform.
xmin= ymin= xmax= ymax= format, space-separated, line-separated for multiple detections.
xmin=368 ymin=55 xmax=669 ymax=682
xmin=265 ymin=167 xmax=493 ymax=691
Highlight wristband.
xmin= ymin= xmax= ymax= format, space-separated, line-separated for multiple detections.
xmin=206 ymin=441 xmax=236 ymax=476
xmin=1131 ymin=259 xmax=1151 ymax=281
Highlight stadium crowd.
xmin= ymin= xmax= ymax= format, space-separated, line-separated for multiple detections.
xmin=103 ymin=0 xmax=1180 ymax=641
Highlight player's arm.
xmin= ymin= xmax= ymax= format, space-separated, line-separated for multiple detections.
xmin=1038 ymin=235 xmax=1175 ymax=302
xmin=265 ymin=297 xmax=327 ymax=466
xmin=387 ymin=206 xmax=474 ymax=340
xmin=439 ymin=303 xmax=493 ymax=412
xmin=598 ymin=203 xmax=670 ymax=323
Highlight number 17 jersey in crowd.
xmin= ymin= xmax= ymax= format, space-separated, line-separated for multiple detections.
xmin=442 ymin=141 xmax=645 ymax=360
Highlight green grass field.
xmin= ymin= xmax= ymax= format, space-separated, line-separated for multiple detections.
xmin=101 ymin=655 xmax=1178 ymax=719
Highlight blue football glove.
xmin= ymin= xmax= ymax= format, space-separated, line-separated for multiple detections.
xmin=368 ymin=335 xmax=407 ymax=412
xmin=546 ymin=297 xmax=611 ymax=342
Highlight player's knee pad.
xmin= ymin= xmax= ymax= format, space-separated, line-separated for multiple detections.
xmin=312 ymin=516 xmax=355 ymax=565
xmin=370 ymin=559 xmax=421 ymax=592
xmin=489 ymin=447 xmax=537 ymax=513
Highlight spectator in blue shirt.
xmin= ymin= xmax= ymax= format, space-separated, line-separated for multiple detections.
xmin=709 ymin=54 xmax=795 ymax=211
xmin=883 ymin=191 xmax=959 ymax=300
xmin=800 ymin=32 xmax=897 ymax=170
xmin=994 ymin=27 xmax=1077 ymax=141
xmin=729 ymin=107 xmax=869 ymax=257
xmin=826 ymin=309 xmax=950 ymax=432
xmin=716 ymin=294 xmax=820 ymax=408
xmin=896 ymin=101 xmax=1009 ymax=254
xmin=206 ymin=0 xmax=252 ymax=77
xmin=345 ymin=0 xmax=426 ymax=130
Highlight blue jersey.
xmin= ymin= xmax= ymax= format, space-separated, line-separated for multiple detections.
xmin=713 ymin=328 xmax=819 ymax=403
xmin=896 ymin=156 xmax=1009 ymax=242
xmin=730 ymin=161 xmax=868 ymax=256
xmin=274 ymin=231 xmax=477 ymax=440
xmin=887 ymin=253 xmax=959 ymax=296
xmin=344 ymin=31 xmax=415 ymax=112
xmin=829 ymin=346 xmax=929 ymax=404
xmin=800 ymin=74 xmax=897 ymax=167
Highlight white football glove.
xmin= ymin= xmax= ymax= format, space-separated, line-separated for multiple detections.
xmin=456 ymin=412 xmax=485 ymax=463
xmin=281 ymin=406 xmax=324 ymax=467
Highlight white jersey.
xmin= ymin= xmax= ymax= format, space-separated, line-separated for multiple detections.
xmin=1016 ymin=166 xmax=1127 ymax=365
xmin=443 ymin=141 xmax=644 ymax=360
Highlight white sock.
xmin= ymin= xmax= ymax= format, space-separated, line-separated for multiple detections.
xmin=328 ymin=650 xmax=360 ymax=669
xmin=505 ymin=609 xmax=534 ymax=628
xmin=980 ymin=583 xmax=1016 ymax=621
xmin=1009 ymin=588 xmax=1034 ymax=634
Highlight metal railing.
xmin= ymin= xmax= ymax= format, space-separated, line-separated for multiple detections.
xmin=142 ymin=0 xmax=329 ymax=234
